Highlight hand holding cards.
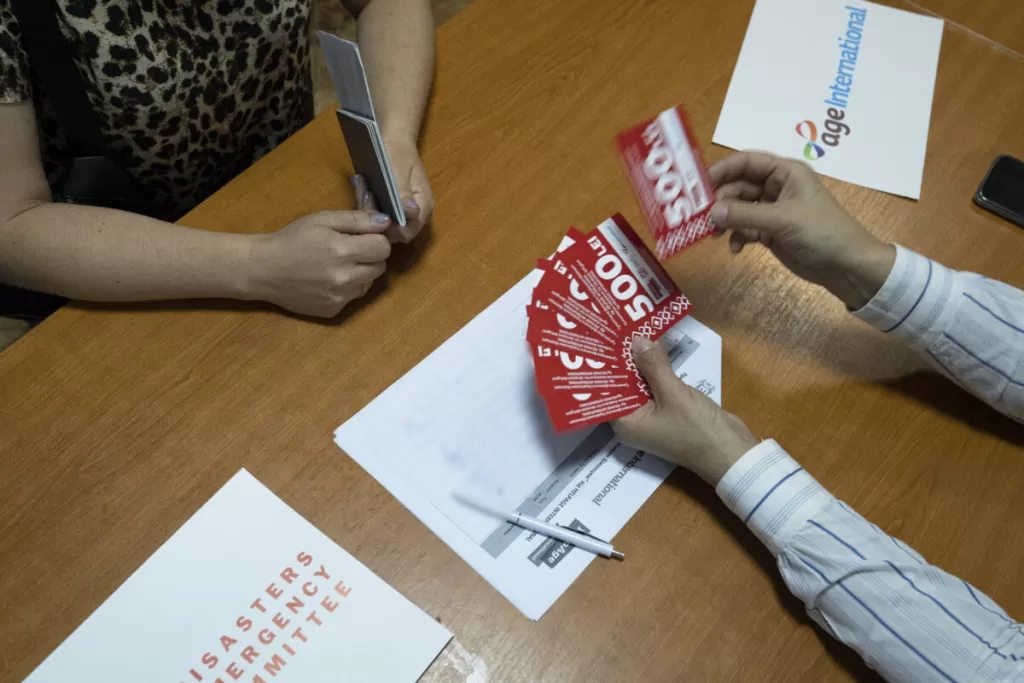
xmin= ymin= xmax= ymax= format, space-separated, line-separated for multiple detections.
xmin=528 ymin=215 xmax=692 ymax=431
xmin=617 ymin=105 xmax=717 ymax=259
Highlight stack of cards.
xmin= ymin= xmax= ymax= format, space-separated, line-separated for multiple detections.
xmin=317 ymin=31 xmax=407 ymax=226
xmin=528 ymin=215 xmax=692 ymax=431
xmin=617 ymin=105 xmax=716 ymax=259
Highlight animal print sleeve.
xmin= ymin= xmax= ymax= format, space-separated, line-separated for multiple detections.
xmin=0 ymin=0 xmax=33 ymax=103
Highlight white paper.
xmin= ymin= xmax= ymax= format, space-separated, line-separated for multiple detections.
xmin=25 ymin=470 xmax=451 ymax=683
xmin=713 ymin=0 xmax=943 ymax=199
xmin=334 ymin=270 xmax=722 ymax=620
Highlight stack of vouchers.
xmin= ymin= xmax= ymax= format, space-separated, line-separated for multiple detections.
xmin=528 ymin=215 xmax=693 ymax=431
xmin=335 ymin=244 xmax=723 ymax=619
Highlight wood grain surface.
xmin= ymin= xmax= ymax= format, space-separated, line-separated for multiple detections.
xmin=2 ymin=1 xmax=1023 ymax=681
xmin=907 ymin=0 xmax=1024 ymax=55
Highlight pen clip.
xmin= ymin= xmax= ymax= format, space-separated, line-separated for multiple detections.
xmin=554 ymin=524 xmax=612 ymax=545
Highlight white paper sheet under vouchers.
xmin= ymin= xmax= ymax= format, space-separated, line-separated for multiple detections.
xmin=334 ymin=269 xmax=722 ymax=619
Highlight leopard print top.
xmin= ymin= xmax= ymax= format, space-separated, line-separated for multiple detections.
xmin=0 ymin=0 xmax=314 ymax=219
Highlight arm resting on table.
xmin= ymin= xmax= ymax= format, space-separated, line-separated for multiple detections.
xmin=0 ymin=102 xmax=255 ymax=303
xmin=718 ymin=440 xmax=1024 ymax=683
xmin=856 ymin=245 xmax=1024 ymax=422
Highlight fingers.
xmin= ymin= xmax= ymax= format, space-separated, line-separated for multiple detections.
xmin=328 ymin=270 xmax=381 ymax=316
xmin=715 ymin=180 xmax=764 ymax=203
xmin=314 ymin=210 xmax=391 ymax=235
xmin=403 ymin=198 xmax=421 ymax=220
xmin=710 ymin=199 xmax=790 ymax=239
xmin=353 ymin=175 xmax=380 ymax=214
xmin=728 ymin=231 xmax=751 ymax=254
xmin=335 ymin=283 xmax=371 ymax=310
xmin=413 ymin=191 xmax=434 ymax=228
xmin=708 ymin=151 xmax=794 ymax=188
xmin=386 ymin=198 xmax=420 ymax=244
xmin=388 ymin=196 xmax=435 ymax=244
xmin=347 ymin=261 xmax=386 ymax=284
xmin=630 ymin=336 xmax=678 ymax=404
xmin=713 ymin=177 xmax=767 ymax=244
xmin=341 ymin=233 xmax=391 ymax=262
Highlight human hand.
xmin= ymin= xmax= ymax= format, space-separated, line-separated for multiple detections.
xmin=383 ymin=137 xmax=434 ymax=244
xmin=612 ymin=337 xmax=758 ymax=486
xmin=246 ymin=204 xmax=391 ymax=318
xmin=709 ymin=151 xmax=895 ymax=310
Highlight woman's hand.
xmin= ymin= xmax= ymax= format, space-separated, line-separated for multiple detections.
xmin=247 ymin=205 xmax=391 ymax=318
xmin=383 ymin=137 xmax=434 ymax=244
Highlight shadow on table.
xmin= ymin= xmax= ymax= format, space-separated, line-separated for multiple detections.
xmin=665 ymin=467 xmax=884 ymax=683
xmin=880 ymin=371 xmax=1024 ymax=447
xmin=385 ymin=224 xmax=433 ymax=274
xmin=689 ymin=264 xmax=1024 ymax=445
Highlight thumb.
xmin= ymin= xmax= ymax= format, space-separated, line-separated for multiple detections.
xmin=401 ymin=197 xmax=421 ymax=221
xmin=630 ymin=336 xmax=677 ymax=403
xmin=711 ymin=199 xmax=790 ymax=238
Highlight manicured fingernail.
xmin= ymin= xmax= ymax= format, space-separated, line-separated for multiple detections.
xmin=404 ymin=199 xmax=418 ymax=211
xmin=362 ymin=190 xmax=371 ymax=206
xmin=710 ymin=203 xmax=727 ymax=223
xmin=373 ymin=213 xmax=391 ymax=224
xmin=351 ymin=176 xmax=361 ymax=190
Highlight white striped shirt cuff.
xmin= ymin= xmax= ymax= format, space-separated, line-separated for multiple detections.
xmin=715 ymin=440 xmax=834 ymax=556
xmin=853 ymin=244 xmax=964 ymax=352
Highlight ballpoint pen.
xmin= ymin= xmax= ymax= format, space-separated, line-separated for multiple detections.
xmin=454 ymin=492 xmax=625 ymax=560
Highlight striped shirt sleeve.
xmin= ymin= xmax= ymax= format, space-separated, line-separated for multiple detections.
xmin=718 ymin=441 xmax=1024 ymax=682
xmin=854 ymin=244 xmax=1024 ymax=422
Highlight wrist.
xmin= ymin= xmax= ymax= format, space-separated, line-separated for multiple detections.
xmin=828 ymin=240 xmax=895 ymax=310
xmin=196 ymin=232 xmax=262 ymax=301
xmin=693 ymin=416 xmax=759 ymax=487
xmin=239 ymin=234 xmax=270 ymax=302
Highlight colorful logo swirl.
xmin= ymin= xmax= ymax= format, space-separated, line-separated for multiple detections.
xmin=795 ymin=120 xmax=825 ymax=161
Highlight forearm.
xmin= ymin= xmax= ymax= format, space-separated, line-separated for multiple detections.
xmin=356 ymin=0 xmax=434 ymax=143
xmin=718 ymin=441 xmax=1024 ymax=683
xmin=0 ymin=202 xmax=254 ymax=302
xmin=854 ymin=245 xmax=1024 ymax=422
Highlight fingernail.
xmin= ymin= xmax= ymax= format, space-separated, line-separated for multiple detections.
xmin=710 ymin=203 xmax=727 ymax=223
xmin=372 ymin=213 xmax=391 ymax=225
xmin=631 ymin=336 xmax=653 ymax=353
xmin=351 ymin=176 xmax=361 ymax=191
xmin=404 ymin=199 xmax=418 ymax=211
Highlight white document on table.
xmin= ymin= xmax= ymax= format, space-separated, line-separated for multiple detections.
xmin=713 ymin=0 xmax=943 ymax=199
xmin=25 ymin=470 xmax=451 ymax=683
xmin=334 ymin=270 xmax=722 ymax=620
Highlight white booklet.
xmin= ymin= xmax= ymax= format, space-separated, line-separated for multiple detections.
xmin=713 ymin=0 xmax=943 ymax=199
xmin=317 ymin=31 xmax=406 ymax=225
xmin=334 ymin=267 xmax=722 ymax=620
xmin=25 ymin=470 xmax=451 ymax=683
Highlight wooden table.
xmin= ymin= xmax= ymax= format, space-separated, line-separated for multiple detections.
xmin=904 ymin=0 xmax=1024 ymax=55
xmin=3 ymin=0 xmax=1023 ymax=681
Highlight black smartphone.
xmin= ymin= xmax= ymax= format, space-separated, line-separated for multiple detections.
xmin=975 ymin=155 xmax=1024 ymax=228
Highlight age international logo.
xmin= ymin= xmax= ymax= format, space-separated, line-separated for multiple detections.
xmin=795 ymin=4 xmax=867 ymax=161
xmin=796 ymin=121 xmax=825 ymax=160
